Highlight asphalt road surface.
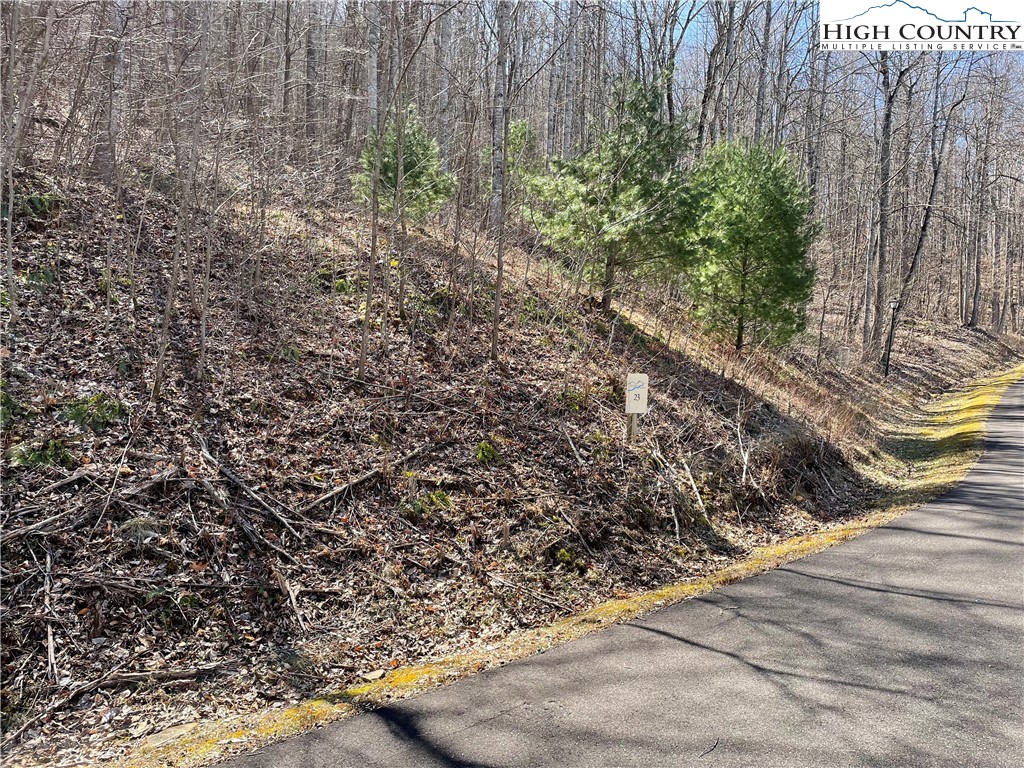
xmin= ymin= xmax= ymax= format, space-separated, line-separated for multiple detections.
xmin=221 ymin=380 xmax=1024 ymax=768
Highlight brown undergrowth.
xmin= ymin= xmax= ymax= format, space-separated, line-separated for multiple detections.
xmin=116 ymin=361 xmax=1024 ymax=768
xmin=1 ymin=170 xmax=1021 ymax=767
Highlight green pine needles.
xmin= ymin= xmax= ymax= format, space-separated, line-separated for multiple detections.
xmin=526 ymin=82 xmax=693 ymax=312
xmin=354 ymin=87 xmax=817 ymax=356
xmin=689 ymin=142 xmax=817 ymax=351
xmin=355 ymin=108 xmax=454 ymax=221
xmin=528 ymin=82 xmax=816 ymax=351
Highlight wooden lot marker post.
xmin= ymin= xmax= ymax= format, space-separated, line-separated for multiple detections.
xmin=625 ymin=373 xmax=648 ymax=442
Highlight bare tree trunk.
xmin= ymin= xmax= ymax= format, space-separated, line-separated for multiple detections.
xmin=862 ymin=212 xmax=877 ymax=350
xmin=282 ymin=0 xmax=293 ymax=122
xmin=366 ymin=1 xmax=379 ymax=134
xmin=969 ymin=225 xmax=983 ymax=327
xmin=438 ymin=7 xmax=451 ymax=171
xmin=4 ymin=1 xmax=56 ymax=323
xmin=894 ymin=56 xmax=967 ymax=323
xmin=817 ymin=261 xmax=839 ymax=368
xmin=996 ymin=196 xmax=1011 ymax=333
xmin=490 ymin=0 xmax=510 ymax=362
xmin=93 ymin=0 xmax=129 ymax=183
xmin=304 ymin=4 xmax=319 ymax=146
xmin=871 ymin=52 xmax=896 ymax=348
xmin=968 ymin=87 xmax=993 ymax=328
xmin=1 ymin=1 xmax=22 ymax=324
xmin=357 ymin=145 xmax=383 ymax=381
xmin=488 ymin=2 xmax=508 ymax=233
xmin=734 ymin=253 xmax=748 ymax=352
xmin=752 ymin=3 xmax=772 ymax=144
xmin=561 ymin=0 xmax=578 ymax=158
xmin=153 ymin=2 xmax=209 ymax=400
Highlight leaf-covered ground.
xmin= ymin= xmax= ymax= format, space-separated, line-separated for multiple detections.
xmin=2 ymin=170 xmax=1021 ymax=766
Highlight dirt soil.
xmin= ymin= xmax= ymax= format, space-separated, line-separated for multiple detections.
xmin=2 ymin=170 xmax=1021 ymax=766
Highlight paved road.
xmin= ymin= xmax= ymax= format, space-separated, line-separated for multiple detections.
xmin=221 ymin=380 xmax=1024 ymax=768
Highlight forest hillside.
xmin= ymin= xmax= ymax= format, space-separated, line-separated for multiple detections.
xmin=2 ymin=164 xmax=1021 ymax=767
xmin=2 ymin=2 xmax=1023 ymax=766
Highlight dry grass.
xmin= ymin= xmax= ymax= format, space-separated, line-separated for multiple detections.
xmin=865 ymin=362 xmax=1024 ymax=506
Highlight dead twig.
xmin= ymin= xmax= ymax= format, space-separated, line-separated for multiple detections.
xmin=679 ymin=455 xmax=710 ymax=526
xmin=301 ymin=585 xmax=353 ymax=597
xmin=299 ymin=443 xmax=432 ymax=514
xmin=270 ymin=564 xmax=307 ymax=631
xmin=95 ymin=401 xmax=152 ymax=535
xmin=232 ymin=505 xmax=302 ymax=566
xmin=197 ymin=477 xmax=229 ymax=508
xmin=125 ymin=450 xmax=176 ymax=462
xmin=557 ymin=511 xmax=596 ymax=556
xmin=651 ymin=446 xmax=684 ymax=543
xmin=562 ymin=426 xmax=585 ymax=467
xmin=357 ymin=566 xmax=407 ymax=598
xmin=0 ymin=512 xmax=72 ymax=545
xmin=195 ymin=432 xmax=302 ymax=539
xmin=0 ymin=652 xmax=143 ymax=749
xmin=118 ymin=467 xmax=179 ymax=497
xmin=820 ymin=470 xmax=837 ymax=496
xmin=98 ymin=663 xmax=229 ymax=688
xmin=736 ymin=419 xmax=751 ymax=487
xmin=37 ymin=468 xmax=97 ymax=495
xmin=699 ymin=738 xmax=720 ymax=758
xmin=44 ymin=552 xmax=57 ymax=683
xmin=488 ymin=573 xmax=569 ymax=612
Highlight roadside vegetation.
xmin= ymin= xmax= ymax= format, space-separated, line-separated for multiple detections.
xmin=117 ymin=358 xmax=1024 ymax=768
xmin=3 ymin=167 xmax=1021 ymax=768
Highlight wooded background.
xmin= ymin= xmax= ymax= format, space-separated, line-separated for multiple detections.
xmin=3 ymin=0 xmax=1022 ymax=359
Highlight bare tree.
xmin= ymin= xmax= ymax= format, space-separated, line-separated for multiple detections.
xmin=490 ymin=0 xmax=511 ymax=362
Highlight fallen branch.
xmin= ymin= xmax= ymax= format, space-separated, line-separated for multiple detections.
xmin=270 ymin=565 xmax=307 ymax=631
xmin=819 ymin=470 xmax=837 ymax=497
xmin=0 ymin=653 xmax=142 ymax=748
xmin=357 ymin=566 xmax=407 ymax=599
xmin=99 ymin=663 xmax=230 ymax=688
xmin=195 ymin=433 xmax=302 ymax=539
xmin=488 ymin=573 xmax=569 ymax=612
xmin=44 ymin=553 xmax=57 ymax=683
xmin=197 ymin=477 xmax=229 ymax=509
xmin=96 ymin=401 xmax=152 ymax=535
xmin=233 ymin=506 xmax=301 ymax=566
xmin=736 ymin=419 xmax=751 ymax=487
xmin=329 ymin=373 xmax=478 ymax=418
xmin=299 ymin=443 xmax=432 ymax=514
xmin=126 ymin=450 xmax=176 ymax=463
xmin=70 ymin=575 xmax=152 ymax=594
xmin=37 ymin=469 xmax=97 ymax=495
xmin=301 ymin=585 xmax=353 ymax=597
xmin=651 ymin=446 xmax=684 ymax=543
xmin=558 ymin=511 xmax=596 ymax=557
xmin=118 ymin=467 xmax=178 ymax=497
xmin=562 ymin=426 xmax=585 ymax=467
xmin=0 ymin=511 xmax=71 ymax=546
xmin=679 ymin=455 xmax=710 ymax=526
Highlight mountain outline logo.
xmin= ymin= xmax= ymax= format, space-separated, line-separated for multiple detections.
xmin=818 ymin=0 xmax=1023 ymax=49
xmin=824 ymin=1 xmax=1018 ymax=24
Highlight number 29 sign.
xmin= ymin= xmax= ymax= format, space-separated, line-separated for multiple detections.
xmin=625 ymin=373 xmax=649 ymax=414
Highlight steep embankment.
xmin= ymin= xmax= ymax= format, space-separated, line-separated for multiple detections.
xmin=1 ymin=171 xmax=1021 ymax=766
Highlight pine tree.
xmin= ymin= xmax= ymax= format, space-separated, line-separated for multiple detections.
xmin=354 ymin=108 xmax=454 ymax=221
xmin=527 ymin=82 xmax=692 ymax=312
xmin=688 ymin=143 xmax=817 ymax=351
